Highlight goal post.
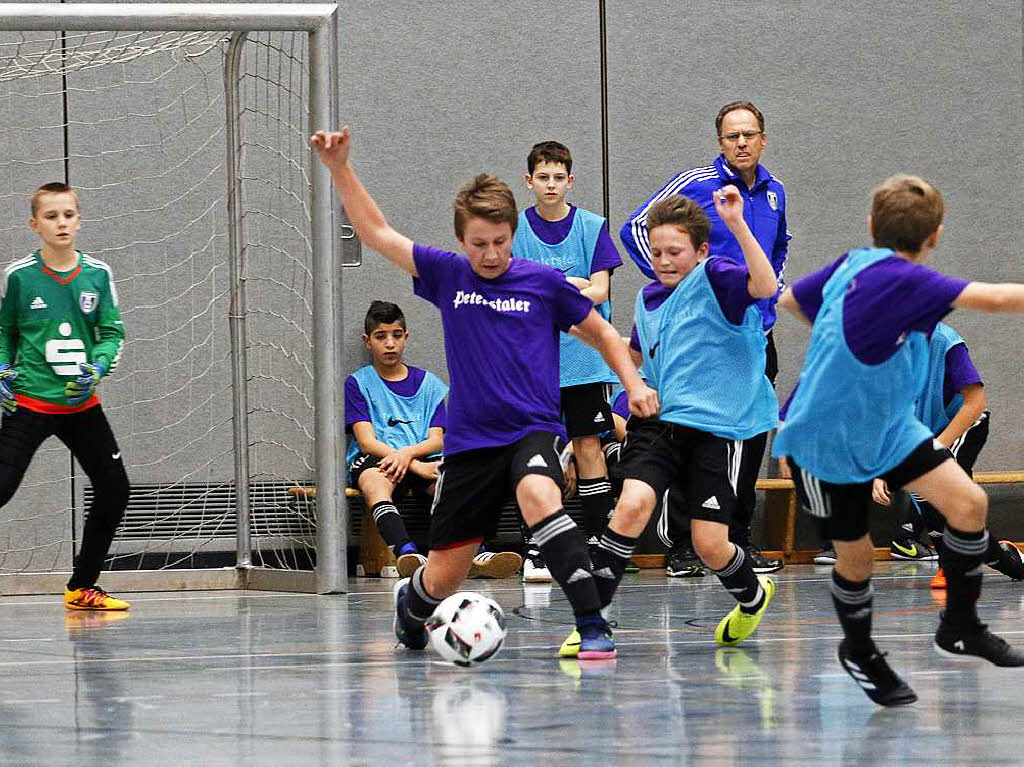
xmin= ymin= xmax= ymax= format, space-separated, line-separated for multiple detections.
xmin=0 ymin=4 xmax=349 ymax=595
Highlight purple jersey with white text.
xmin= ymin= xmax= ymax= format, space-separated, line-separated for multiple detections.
xmin=412 ymin=245 xmax=593 ymax=455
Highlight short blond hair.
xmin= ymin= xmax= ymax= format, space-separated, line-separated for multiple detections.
xmin=452 ymin=173 xmax=517 ymax=240
xmin=870 ymin=174 xmax=943 ymax=254
xmin=30 ymin=181 xmax=80 ymax=216
xmin=645 ymin=194 xmax=711 ymax=249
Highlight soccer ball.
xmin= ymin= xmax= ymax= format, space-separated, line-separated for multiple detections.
xmin=426 ymin=592 xmax=507 ymax=667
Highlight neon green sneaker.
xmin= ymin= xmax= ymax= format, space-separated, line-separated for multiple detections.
xmin=559 ymin=627 xmax=581 ymax=657
xmin=714 ymin=576 xmax=775 ymax=647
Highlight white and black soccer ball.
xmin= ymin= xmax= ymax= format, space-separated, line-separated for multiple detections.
xmin=426 ymin=592 xmax=507 ymax=667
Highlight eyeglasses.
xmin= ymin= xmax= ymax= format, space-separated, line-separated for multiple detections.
xmin=719 ymin=130 xmax=763 ymax=142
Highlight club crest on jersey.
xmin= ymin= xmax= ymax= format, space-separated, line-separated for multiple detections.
xmin=766 ymin=191 xmax=779 ymax=211
xmin=79 ymin=291 xmax=98 ymax=314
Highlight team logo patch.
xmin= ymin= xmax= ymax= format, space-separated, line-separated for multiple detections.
xmin=766 ymin=191 xmax=778 ymax=211
xmin=79 ymin=291 xmax=98 ymax=314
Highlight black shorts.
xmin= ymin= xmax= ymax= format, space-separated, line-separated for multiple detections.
xmin=788 ymin=437 xmax=950 ymax=542
xmin=561 ymin=383 xmax=614 ymax=439
xmin=348 ymin=453 xmax=436 ymax=496
xmin=616 ymin=418 xmax=741 ymax=525
xmin=429 ymin=431 xmax=565 ymax=548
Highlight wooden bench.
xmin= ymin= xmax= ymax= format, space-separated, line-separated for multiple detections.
xmin=288 ymin=471 xmax=1024 ymax=570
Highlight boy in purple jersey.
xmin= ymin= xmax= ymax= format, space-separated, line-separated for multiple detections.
xmin=776 ymin=175 xmax=1024 ymax=706
xmin=311 ymin=127 xmax=658 ymax=659
xmin=515 ymin=141 xmax=623 ymax=560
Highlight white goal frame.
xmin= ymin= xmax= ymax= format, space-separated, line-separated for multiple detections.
xmin=0 ymin=4 xmax=348 ymax=595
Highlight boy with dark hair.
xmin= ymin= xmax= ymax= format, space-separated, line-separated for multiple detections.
xmin=345 ymin=300 xmax=447 ymax=576
xmin=312 ymin=128 xmax=658 ymax=657
xmin=561 ymin=188 xmax=779 ymax=659
xmin=873 ymin=322 xmax=1024 ymax=585
xmin=0 ymin=182 xmax=130 ymax=610
xmin=514 ymin=141 xmax=623 ymax=570
xmin=775 ymin=174 xmax=1024 ymax=707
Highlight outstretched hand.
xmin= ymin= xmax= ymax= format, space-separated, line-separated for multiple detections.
xmin=310 ymin=127 xmax=351 ymax=170
xmin=712 ymin=184 xmax=745 ymax=230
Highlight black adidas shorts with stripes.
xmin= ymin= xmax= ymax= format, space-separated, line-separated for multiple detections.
xmin=561 ymin=382 xmax=614 ymax=439
xmin=348 ymin=453 xmax=437 ymax=495
xmin=787 ymin=437 xmax=950 ymax=542
xmin=428 ymin=431 xmax=566 ymax=548
xmin=616 ymin=418 xmax=739 ymax=525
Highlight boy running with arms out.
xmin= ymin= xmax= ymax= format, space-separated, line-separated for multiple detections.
xmin=513 ymin=142 xmax=623 ymax=558
xmin=311 ymin=128 xmax=658 ymax=657
xmin=775 ymin=175 xmax=1024 ymax=707
xmin=563 ymin=188 xmax=780 ymax=659
xmin=0 ymin=182 xmax=130 ymax=610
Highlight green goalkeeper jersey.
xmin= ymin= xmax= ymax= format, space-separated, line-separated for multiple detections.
xmin=0 ymin=251 xmax=124 ymax=410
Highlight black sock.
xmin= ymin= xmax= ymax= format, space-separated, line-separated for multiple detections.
xmin=940 ymin=525 xmax=987 ymax=629
xmin=831 ymin=570 xmax=875 ymax=656
xmin=578 ymin=477 xmax=613 ymax=537
xmin=528 ymin=510 xmax=600 ymax=617
xmin=712 ymin=545 xmax=764 ymax=614
xmin=401 ymin=565 xmax=441 ymax=626
xmin=590 ymin=528 xmax=638 ymax=608
xmin=371 ymin=501 xmax=412 ymax=553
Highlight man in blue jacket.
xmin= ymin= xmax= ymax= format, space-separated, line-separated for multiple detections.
xmin=620 ymin=100 xmax=790 ymax=574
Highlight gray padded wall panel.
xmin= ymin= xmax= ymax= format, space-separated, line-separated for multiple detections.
xmin=337 ymin=0 xmax=603 ymax=379
xmin=607 ymin=0 xmax=1023 ymax=469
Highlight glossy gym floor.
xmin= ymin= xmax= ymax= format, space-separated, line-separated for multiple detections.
xmin=1 ymin=561 xmax=1021 ymax=766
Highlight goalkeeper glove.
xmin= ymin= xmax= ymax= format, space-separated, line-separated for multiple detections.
xmin=0 ymin=363 xmax=17 ymax=414
xmin=65 ymin=361 xmax=105 ymax=406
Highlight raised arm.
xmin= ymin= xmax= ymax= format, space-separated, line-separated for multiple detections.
xmin=310 ymin=127 xmax=417 ymax=276
xmin=713 ymin=185 xmax=777 ymax=299
xmin=951 ymin=282 xmax=1024 ymax=313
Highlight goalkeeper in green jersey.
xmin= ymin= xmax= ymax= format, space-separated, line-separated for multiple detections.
xmin=0 ymin=182 xmax=130 ymax=611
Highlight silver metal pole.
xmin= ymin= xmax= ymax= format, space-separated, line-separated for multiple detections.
xmin=310 ymin=10 xmax=346 ymax=594
xmin=225 ymin=32 xmax=253 ymax=571
xmin=0 ymin=4 xmax=337 ymax=31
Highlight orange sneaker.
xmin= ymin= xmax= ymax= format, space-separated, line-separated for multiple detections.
xmin=64 ymin=586 xmax=131 ymax=611
xmin=930 ymin=568 xmax=946 ymax=589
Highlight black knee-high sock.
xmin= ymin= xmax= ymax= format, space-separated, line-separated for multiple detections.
xmin=371 ymin=501 xmax=413 ymax=553
xmin=401 ymin=565 xmax=441 ymax=626
xmin=590 ymin=528 xmax=638 ymax=608
xmin=577 ymin=477 xmax=613 ymax=537
xmin=940 ymin=526 xmax=987 ymax=629
xmin=528 ymin=510 xmax=601 ymax=617
xmin=831 ymin=570 xmax=875 ymax=655
xmin=712 ymin=545 xmax=764 ymax=614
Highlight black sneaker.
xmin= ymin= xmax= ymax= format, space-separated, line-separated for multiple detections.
xmin=392 ymin=578 xmax=429 ymax=650
xmin=838 ymin=640 xmax=917 ymax=706
xmin=889 ymin=537 xmax=938 ymax=561
xmin=666 ymin=544 xmax=705 ymax=577
xmin=934 ymin=621 xmax=1024 ymax=666
xmin=994 ymin=540 xmax=1024 ymax=581
xmin=743 ymin=544 xmax=784 ymax=574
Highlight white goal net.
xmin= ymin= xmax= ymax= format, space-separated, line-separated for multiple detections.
xmin=0 ymin=5 xmax=346 ymax=593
